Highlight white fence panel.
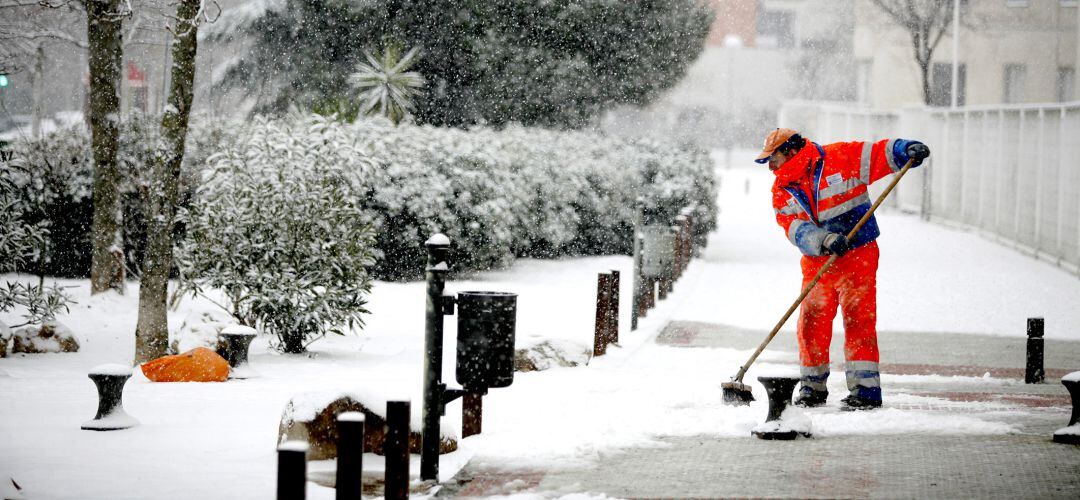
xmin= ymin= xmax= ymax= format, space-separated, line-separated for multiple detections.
xmin=779 ymin=100 xmax=1080 ymax=275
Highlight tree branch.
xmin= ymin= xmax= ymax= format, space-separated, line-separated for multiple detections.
xmin=927 ymin=0 xmax=953 ymax=56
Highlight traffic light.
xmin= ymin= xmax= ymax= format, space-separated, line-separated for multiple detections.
xmin=0 ymin=74 xmax=8 ymax=87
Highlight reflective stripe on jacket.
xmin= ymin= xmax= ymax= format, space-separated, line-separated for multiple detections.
xmin=772 ymin=138 xmax=918 ymax=256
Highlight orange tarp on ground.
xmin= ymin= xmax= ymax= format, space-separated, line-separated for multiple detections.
xmin=141 ymin=347 xmax=230 ymax=382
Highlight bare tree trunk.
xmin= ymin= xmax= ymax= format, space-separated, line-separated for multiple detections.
xmin=31 ymin=45 xmax=44 ymax=140
xmin=134 ymin=0 xmax=200 ymax=363
xmin=919 ymin=59 xmax=932 ymax=105
xmin=86 ymin=0 xmax=126 ymax=295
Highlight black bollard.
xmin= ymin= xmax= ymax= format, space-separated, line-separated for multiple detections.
xmin=594 ymin=273 xmax=612 ymax=357
xmin=608 ymin=270 xmax=620 ymax=345
xmin=385 ymin=399 xmax=411 ymax=499
xmin=1053 ymin=372 xmax=1080 ymax=445
xmin=630 ymin=197 xmax=644 ymax=332
xmin=277 ymin=441 xmax=308 ymax=500
xmin=336 ymin=412 xmax=365 ymax=500
xmin=669 ymin=225 xmax=680 ymax=292
xmin=220 ymin=325 xmax=259 ymax=379
xmin=1026 ymin=317 xmax=1045 ymax=384
xmin=751 ymin=376 xmax=802 ymax=441
xmin=81 ymin=364 xmax=138 ymax=431
xmin=421 ymin=234 xmax=450 ymax=481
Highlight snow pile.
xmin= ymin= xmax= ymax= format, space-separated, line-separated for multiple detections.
xmin=1054 ymin=424 xmax=1080 ymax=437
xmin=10 ymin=321 xmax=80 ymax=354
xmin=88 ymin=363 xmax=132 ymax=377
xmin=171 ymin=309 xmax=235 ymax=354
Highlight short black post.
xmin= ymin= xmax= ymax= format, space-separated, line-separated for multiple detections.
xmin=385 ymin=399 xmax=411 ymax=499
xmin=81 ymin=364 xmax=138 ymax=431
xmin=636 ymin=264 xmax=648 ymax=320
xmin=462 ymin=393 xmax=482 ymax=438
xmin=1026 ymin=317 xmax=1045 ymax=384
xmin=594 ymin=273 xmax=612 ymax=357
xmin=681 ymin=207 xmax=695 ymax=259
xmin=421 ymin=234 xmax=450 ymax=481
xmin=277 ymin=441 xmax=308 ymax=500
xmin=336 ymin=412 xmax=365 ymax=500
xmin=630 ymin=198 xmax=644 ymax=331
xmin=669 ymin=224 xmax=680 ymax=292
xmin=669 ymin=222 xmax=678 ymax=282
xmin=1053 ymin=373 xmax=1080 ymax=444
xmin=608 ymin=270 xmax=620 ymax=345
xmin=221 ymin=325 xmax=259 ymax=379
xmin=752 ymin=376 xmax=801 ymax=441
xmin=658 ymin=227 xmax=672 ymax=299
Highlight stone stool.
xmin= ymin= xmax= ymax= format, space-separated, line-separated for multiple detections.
xmin=220 ymin=325 xmax=259 ymax=379
xmin=751 ymin=375 xmax=805 ymax=440
xmin=1052 ymin=371 xmax=1080 ymax=445
xmin=81 ymin=364 xmax=138 ymax=431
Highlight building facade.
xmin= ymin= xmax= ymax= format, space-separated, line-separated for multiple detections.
xmin=854 ymin=0 xmax=1079 ymax=109
xmin=602 ymin=0 xmax=855 ymax=150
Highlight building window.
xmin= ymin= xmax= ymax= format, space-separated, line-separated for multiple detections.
xmin=855 ymin=59 xmax=872 ymax=106
xmin=931 ymin=62 xmax=966 ymax=107
xmin=1006 ymin=0 xmax=1029 ymax=7
xmin=1061 ymin=0 xmax=1078 ymax=8
xmin=757 ymin=9 xmax=794 ymax=49
xmin=1059 ymin=67 xmax=1076 ymax=102
xmin=1003 ymin=64 xmax=1026 ymax=104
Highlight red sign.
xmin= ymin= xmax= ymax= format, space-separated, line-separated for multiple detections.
xmin=127 ymin=62 xmax=146 ymax=87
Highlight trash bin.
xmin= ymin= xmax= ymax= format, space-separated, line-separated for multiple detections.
xmin=456 ymin=291 xmax=517 ymax=390
xmin=641 ymin=224 xmax=675 ymax=278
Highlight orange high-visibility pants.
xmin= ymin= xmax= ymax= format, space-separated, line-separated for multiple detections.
xmin=797 ymin=240 xmax=881 ymax=401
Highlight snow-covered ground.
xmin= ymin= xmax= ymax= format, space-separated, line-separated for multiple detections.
xmin=3 ymin=156 xmax=1079 ymax=499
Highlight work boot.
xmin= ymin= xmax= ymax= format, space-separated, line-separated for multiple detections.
xmin=840 ymin=394 xmax=882 ymax=411
xmin=793 ymin=388 xmax=828 ymax=408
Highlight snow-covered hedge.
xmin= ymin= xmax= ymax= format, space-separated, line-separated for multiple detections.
xmin=175 ymin=117 xmax=378 ymax=353
xmin=3 ymin=113 xmax=717 ymax=283
xmin=348 ymin=117 xmax=717 ymax=279
xmin=0 ymin=114 xmax=234 ymax=276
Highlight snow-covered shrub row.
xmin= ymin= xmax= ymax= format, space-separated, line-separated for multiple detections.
xmin=2 ymin=112 xmax=716 ymax=285
xmin=175 ymin=116 xmax=377 ymax=353
xmin=0 ymin=114 xmax=237 ymax=276
xmin=348 ymin=118 xmax=717 ymax=279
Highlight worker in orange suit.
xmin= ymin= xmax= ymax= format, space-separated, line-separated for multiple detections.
xmin=756 ymin=128 xmax=929 ymax=410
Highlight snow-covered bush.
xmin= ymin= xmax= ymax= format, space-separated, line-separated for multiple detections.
xmin=5 ymin=112 xmax=716 ymax=288
xmin=348 ymin=118 xmax=716 ymax=278
xmin=0 ymin=169 xmax=74 ymax=330
xmin=176 ymin=116 xmax=378 ymax=353
xmin=0 ymin=115 xmax=237 ymax=276
xmin=357 ymin=120 xmax=522 ymax=279
xmin=1 ymin=125 xmax=94 ymax=276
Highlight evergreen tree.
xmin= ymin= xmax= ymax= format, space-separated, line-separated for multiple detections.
xmin=211 ymin=0 xmax=711 ymax=128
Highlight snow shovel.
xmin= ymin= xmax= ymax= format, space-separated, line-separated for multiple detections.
xmin=721 ymin=157 xmax=916 ymax=405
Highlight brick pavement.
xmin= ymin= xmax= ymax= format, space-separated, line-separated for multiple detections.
xmin=443 ymin=321 xmax=1080 ymax=498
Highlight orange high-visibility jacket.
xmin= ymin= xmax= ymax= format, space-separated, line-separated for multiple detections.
xmin=771 ymin=139 xmax=920 ymax=256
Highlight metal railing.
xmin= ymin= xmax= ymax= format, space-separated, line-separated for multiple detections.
xmin=779 ymin=100 xmax=1080 ymax=276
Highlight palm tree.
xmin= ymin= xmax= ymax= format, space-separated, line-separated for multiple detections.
xmin=348 ymin=45 xmax=426 ymax=125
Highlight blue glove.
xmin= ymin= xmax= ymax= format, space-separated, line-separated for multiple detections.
xmin=822 ymin=233 xmax=850 ymax=257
